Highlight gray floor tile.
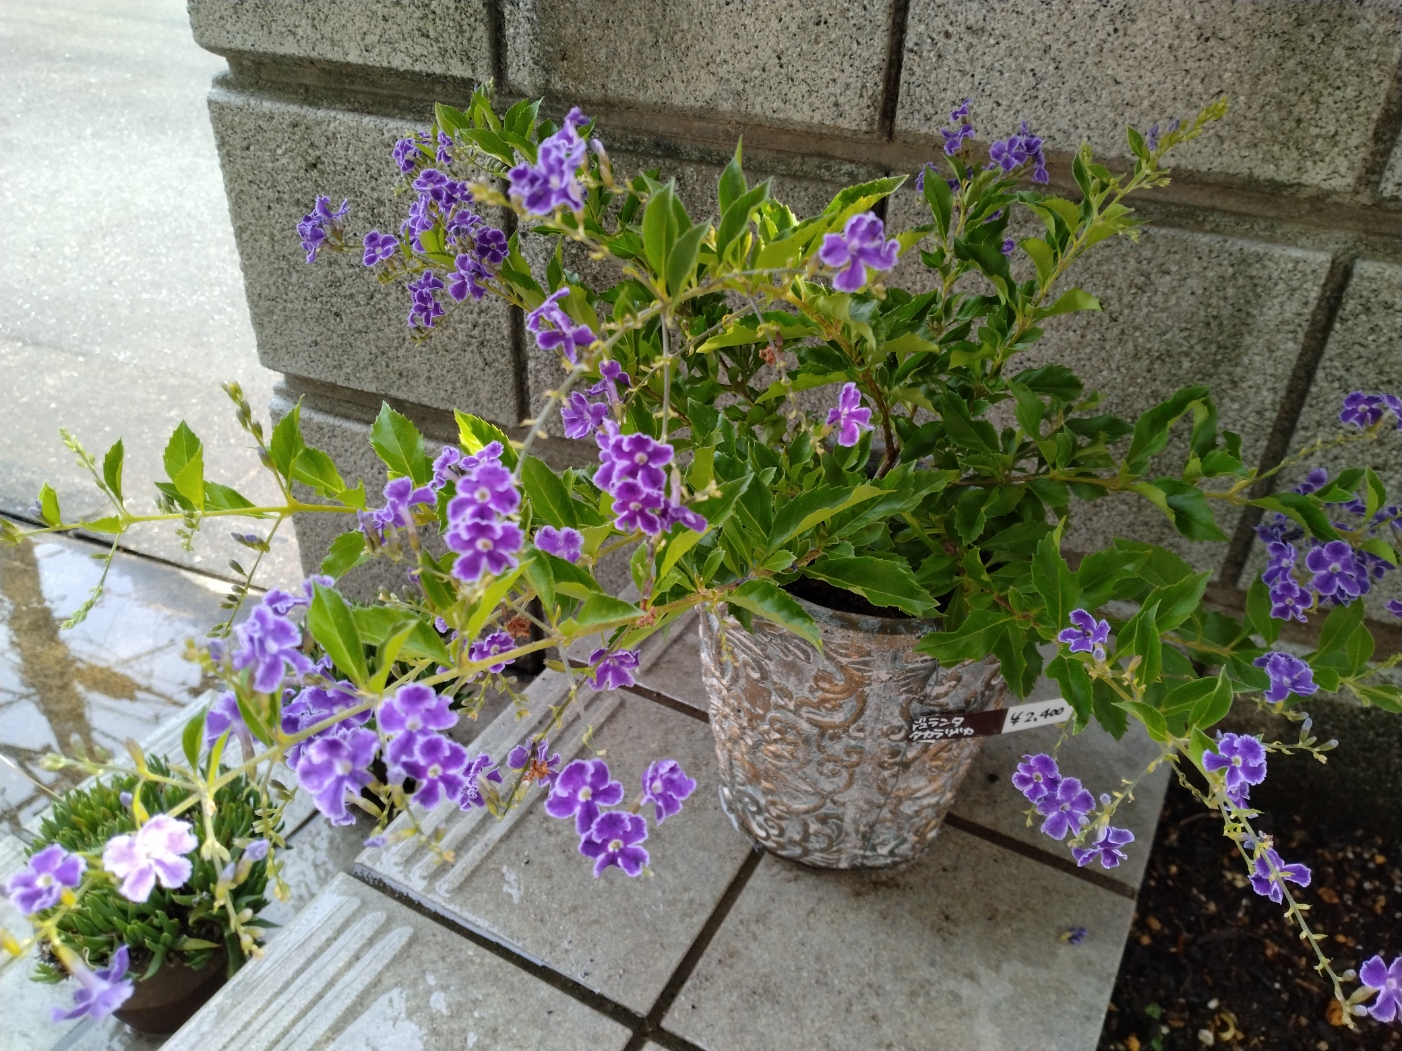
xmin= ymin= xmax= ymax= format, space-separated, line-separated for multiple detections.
xmin=163 ymin=872 xmax=632 ymax=1051
xmin=664 ymin=825 xmax=1134 ymax=1051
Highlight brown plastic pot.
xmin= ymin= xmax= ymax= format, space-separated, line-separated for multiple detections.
xmin=113 ymin=947 xmax=228 ymax=1035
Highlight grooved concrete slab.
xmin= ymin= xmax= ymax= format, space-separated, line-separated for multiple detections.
xmin=356 ymin=617 xmax=754 ymax=1015
xmin=206 ymin=86 xmax=519 ymax=421
xmin=896 ymin=0 xmax=1402 ymax=193
xmin=503 ymin=0 xmax=895 ymax=134
xmin=664 ymin=825 xmax=1135 ymax=1051
xmin=163 ymin=872 xmax=632 ymax=1051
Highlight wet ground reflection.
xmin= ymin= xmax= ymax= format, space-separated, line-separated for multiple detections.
xmin=0 ymin=522 xmax=237 ymax=835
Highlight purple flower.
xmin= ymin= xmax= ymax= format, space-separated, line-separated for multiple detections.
xmin=526 ymin=288 xmax=596 ymax=363
xmin=382 ymin=684 xmax=453 ymax=740
xmin=1071 ymin=825 xmax=1135 ymax=869
xmin=508 ymin=108 xmax=589 ymax=215
xmin=1057 ymin=609 xmax=1111 ymax=660
xmin=1035 ymin=777 xmax=1094 ymax=840
xmin=50 ymin=944 xmax=134 ymax=1023
xmin=243 ymin=838 xmax=270 ymax=862
xmin=1294 ymin=467 xmax=1331 ymax=496
xmin=447 ymin=253 xmax=490 ymax=302
xmin=610 ymin=478 xmax=667 ymax=535
xmin=1340 ymin=391 xmax=1387 ymax=428
xmin=399 ymin=732 xmax=472 ymax=810
xmin=360 ymin=476 xmax=436 ymax=543
xmin=535 ymin=525 xmax=584 ymax=563
xmin=1261 ymin=541 xmax=1297 ymax=586
xmin=593 ymin=429 xmax=673 ymax=493
xmin=662 ymin=500 xmax=709 ymax=534
xmin=295 ymin=728 xmax=378 ymax=826
xmin=578 ymin=810 xmax=649 ymax=877
xmin=1000 ymin=238 xmax=1015 ymax=255
xmin=5 ymin=844 xmax=86 ymax=915
xmin=1247 ymin=846 xmax=1311 ymax=903
xmin=1061 ymin=926 xmax=1088 ymax=945
xmin=641 ymin=759 xmax=696 ymax=824
xmin=1359 ymin=954 xmax=1402 ymax=1024
xmin=448 ymin=461 xmax=520 ymax=519
xmin=474 ymin=227 xmax=508 ymax=265
xmin=818 ymin=212 xmax=899 ymax=292
xmin=407 ymin=269 xmax=446 ymax=330
xmin=825 ymin=381 xmax=873 ymax=447
xmin=1252 ymin=651 xmax=1318 ymax=704
xmin=281 ymin=682 xmax=367 ymax=767
xmin=232 ymin=605 xmax=313 ymax=694
xmin=1011 ymin=753 xmax=1062 ymax=804
xmin=545 ymin=758 xmax=625 ymax=833
xmin=988 ymin=120 xmax=1049 ymax=183
xmin=587 ymin=647 xmax=640 ymax=691
xmin=445 ymin=516 xmax=523 ymax=583
xmin=455 ymin=752 xmax=502 ymax=810
xmin=561 ymin=391 xmax=609 ymax=439
xmin=1387 ymin=599 xmax=1402 ymax=618
xmin=1268 ymin=578 xmax=1310 ymax=623
xmin=469 ymin=630 xmax=516 ymax=673
xmin=102 ymin=814 xmax=197 ymax=902
xmin=392 ymin=137 xmax=420 ymax=173
xmin=585 ymin=359 xmax=630 ymax=403
xmin=1304 ymin=540 xmax=1369 ymax=600
xmin=362 ymin=229 xmax=399 ymax=266
xmin=203 ymin=691 xmax=250 ymax=751
xmin=506 ymin=739 xmax=562 ymax=787
xmin=296 ymin=196 xmax=349 ymax=263
xmin=1203 ymin=732 xmax=1268 ymax=806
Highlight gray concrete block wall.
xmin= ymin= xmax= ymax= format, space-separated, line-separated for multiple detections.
xmin=187 ymin=0 xmax=1402 ymax=608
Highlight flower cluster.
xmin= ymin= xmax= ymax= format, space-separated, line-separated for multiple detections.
xmin=988 ymin=120 xmax=1049 ymax=183
xmin=232 ymin=601 xmax=313 ymax=694
xmin=541 ymin=756 xmax=695 ymax=876
xmin=1011 ymin=753 xmax=1134 ymax=868
xmin=527 ymin=287 xmax=597 ymax=364
xmin=359 ymin=476 xmax=435 ymax=545
xmin=443 ymin=442 xmax=524 ymax=584
xmin=826 ymin=382 xmax=873 ymax=447
xmin=297 ymin=196 xmax=349 ymax=263
xmin=940 ymin=97 xmax=975 ymax=155
xmin=818 ymin=212 xmax=899 ymax=292
xmin=535 ymin=524 xmax=584 ymax=563
xmin=593 ymin=427 xmax=678 ymax=535
xmin=508 ymin=107 xmax=589 ymax=215
xmin=560 ymin=360 xmax=629 ymax=438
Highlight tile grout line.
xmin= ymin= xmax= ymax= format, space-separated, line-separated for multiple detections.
xmin=875 ymin=0 xmax=912 ymax=142
xmin=621 ymin=846 xmax=767 ymax=1051
xmin=348 ymin=865 xmax=647 ymax=1034
xmin=943 ymin=813 xmax=1138 ymax=901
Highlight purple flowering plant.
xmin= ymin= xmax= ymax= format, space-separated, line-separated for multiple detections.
xmin=8 ymin=85 xmax=1401 ymax=1029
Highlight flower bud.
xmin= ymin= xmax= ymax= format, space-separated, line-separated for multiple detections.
xmin=1 ymin=932 xmax=22 ymax=957
xmin=236 ymin=908 xmax=254 ymax=924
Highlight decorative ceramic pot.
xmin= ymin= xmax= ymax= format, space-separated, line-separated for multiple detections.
xmin=113 ymin=947 xmax=228 ymax=1034
xmin=698 ymin=595 xmax=1006 ymax=868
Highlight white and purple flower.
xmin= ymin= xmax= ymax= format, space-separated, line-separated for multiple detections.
xmin=50 ymin=944 xmax=134 ymax=1023
xmin=579 ymin=811 xmax=649 ymax=877
xmin=535 ymin=525 xmax=584 ymax=563
xmin=1359 ymin=954 xmax=1402 ymax=1024
xmin=102 ymin=815 xmax=198 ymax=903
xmin=1071 ymin=825 xmax=1135 ymax=869
xmin=1035 ymin=777 xmax=1094 ymax=840
xmin=545 ymin=758 xmax=625 ymax=834
xmin=640 ymin=759 xmax=696 ymax=824
xmin=825 ymin=382 xmax=873 ymax=447
xmin=1203 ymin=732 xmax=1267 ymax=806
xmin=5 ymin=844 xmax=86 ymax=915
xmin=818 ymin=212 xmax=899 ymax=293
xmin=1252 ymin=651 xmax=1318 ymax=704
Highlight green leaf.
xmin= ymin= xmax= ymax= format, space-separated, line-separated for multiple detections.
xmin=162 ymin=421 xmax=205 ymax=511
xmin=918 ymin=610 xmax=1016 ymax=663
xmin=1123 ymin=699 xmax=1169 ymax=743
xmin=1189 ymin=669 xmax=1234 ymax=731
xmin=234 ymin=691 xmax=273 ymax=745
xmin=204 ymin=483 xmax=255 ymax=512
xmin=1124 ymin=387 xmax=1209 ymax=473
xmin=1042 ymin=288 xmax=1101 ymax=317
xmin=181 ymin=708 xmax=205 ymax=771
xmin=718 ymin=140 xmax=746 ymax=212
xmin=1313 ymin=599 xmax=1364 ymax=659
xmin=1243 ymin=575 xmax=1279 ymax=645
xmin=352 ymin=608 xmax=452 ymax=666
xmin=641 ymin=181 xmax=677 ymax=277
xmin=37 ymin=483 xmax=61 ymax=526
xmin=308 ymin=584 xmax=368 ymax=687
xmin=1161 ymin=677 xmax=1217 ymax=716
xmin=666 ymin=221 xmax=710 ymax=297
xmin=320 ymin=531 xmax=367 ymax=579
xmin=805 ymin=556 xmax=933 ymax=617
xmin=102 ymin=440 xmax=124 ymax=503
xmin=1153 ymin=479 xmax=1227 ymax=541
xmin=454 ymin=410 xmax=517 ymax=469
xmin=727 ymin=579 xmax=821 ymax=648
xmin=269 ymin=402 xmax=305 ymax=480
xmin=1142 ymin=570 xmax=1212 ymax=633
xmin=561 ymin=593 xmax=644 ymax=634
xmin=691 ymin=474 xmax=753 ymax=533
xmin=1253 ymin=492 xmax=1339 ymax=543
xmin=1132 ymin=602 xmax=1163 ymax=687
xmin=292 ymin=448 xmax=346 ymax=497
xmin=1020 ymin=238 xmax=1056 ymax=284
xmin=1032 ymin=522 xmax=1080 ymax=639
xmin=923 ymin=169 xmax=953 ymax=236
xmin=659 ymin=526 xmax=707 ymax=582
xmin=521 ymin=456 xmax=577 ymax=529
xmin=767 ymin=485 xmax=881 ymax=552
xmin=1348 ymin=682 xmax=1402 ymax=713
xmin=1047 ymin=653 xmax=1095 ymax=723
xmin=370 ymin=404 xmax=431 ymax=485
xmin=716 ymin=181 xmax=770 ymax=261
xmin=540 ymin=551 xmax=602 ymax=600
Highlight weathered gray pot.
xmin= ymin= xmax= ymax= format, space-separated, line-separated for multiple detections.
xmin=698 ymin=596 xmax=1006 ymax=868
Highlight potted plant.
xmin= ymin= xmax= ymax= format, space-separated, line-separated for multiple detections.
xmin=5 ymin=755 xmax=281 ymax=1033
xmin=3 ymin=86 xmax=1399 ymax=1030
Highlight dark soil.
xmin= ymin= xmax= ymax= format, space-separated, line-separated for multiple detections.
xmin=1098 ymin=777 xmax=1402 ymax=1051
